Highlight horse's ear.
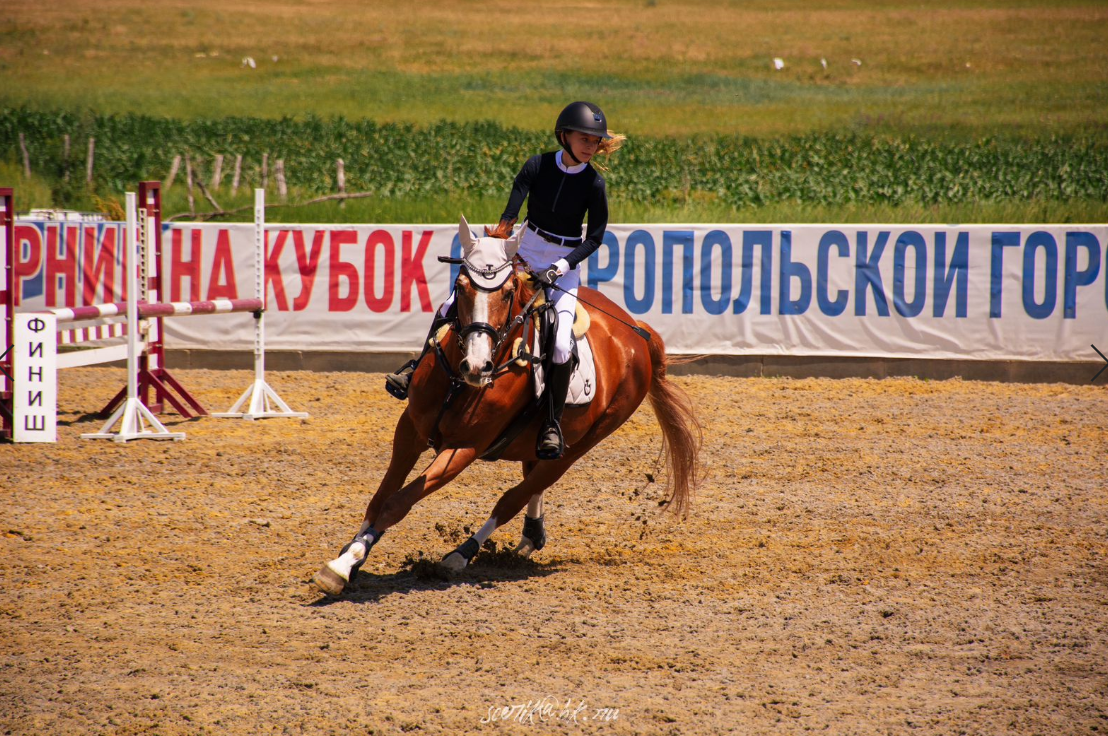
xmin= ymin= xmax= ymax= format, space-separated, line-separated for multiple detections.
xmin=504 ymin=222 xmax=523 ymax=260
xmin=458 ymin=215 xmax=476 ymax=254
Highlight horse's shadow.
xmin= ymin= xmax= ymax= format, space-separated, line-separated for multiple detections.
xmin=308 ymin=549 xmax=564 ymax=606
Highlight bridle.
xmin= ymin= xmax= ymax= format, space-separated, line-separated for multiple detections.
xmin=424 ymin=253 xmax=548 ymax=450
xmin=437 ymin=255 xmax=547 ymax=383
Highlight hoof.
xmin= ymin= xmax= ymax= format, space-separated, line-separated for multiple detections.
xmin=440 ymin=551 xmax=469 ymax=574
xmin=313 ymin=563 xmax=348 ymax=596
xmin=513 ymin=539 xmax=536 ymax=558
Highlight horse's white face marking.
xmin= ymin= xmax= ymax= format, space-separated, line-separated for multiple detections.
xmin=462 ymin=289 xmax=493 ymax=386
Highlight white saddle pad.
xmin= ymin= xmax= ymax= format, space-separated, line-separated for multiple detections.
xmin=531 ymin=334 xmax=597 ymax=408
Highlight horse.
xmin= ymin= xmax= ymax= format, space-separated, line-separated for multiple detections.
xmin=313 ymin=217 xmax=702 ymax=595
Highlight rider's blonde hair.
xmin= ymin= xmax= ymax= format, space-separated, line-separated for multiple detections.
xmin=592 ymin=131 xmax=626 ymax=173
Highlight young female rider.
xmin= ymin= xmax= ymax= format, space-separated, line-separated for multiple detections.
xmin=385 ymin=101 xmax=625 ymax=460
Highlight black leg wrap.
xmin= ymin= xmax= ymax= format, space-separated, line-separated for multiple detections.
xmin=522 ymin=514 xmax=547 ymax=551
xmin=341 ymin=528 xmax=383 ymax=577
xmin=451 ymin=536 xmax=481 ymax=563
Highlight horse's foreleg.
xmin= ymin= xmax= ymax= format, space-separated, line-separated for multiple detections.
xmin=313 ymin=410 xmax=428 ymax=596
xmin=360 ymin=410 xmax=427 ymax=532
xmin=442 ymin=459 xmax=572 ymax=572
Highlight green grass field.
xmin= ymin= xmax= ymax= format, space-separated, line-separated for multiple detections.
xmin=2 ymin=0 xmax=1106 ymax=222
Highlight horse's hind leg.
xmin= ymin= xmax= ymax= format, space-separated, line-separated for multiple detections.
xmin=442 ymin=458 xmax=572 ymax=572
xmin=509 ymin=461 xmax=546 ymax=558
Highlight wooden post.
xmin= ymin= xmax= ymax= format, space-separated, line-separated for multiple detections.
xmin=211 ymin=154 xmax=224 ymax=190
xmin=336 ymin=158 xmax=346 ymax=208
xmin=86 ymin=137 xmax=96 ymax=184
xmin=231 ymin=154 xmax=243 ymax=196
xmin=18 ymin=133 xmax=31 ymax=179
xmin=165 ymin=155 xmax=181 ymax=189
xmin=185 ymin=152 xmax=195 ymax=216
xmin=63 ymin=134 xmax=71 ymax=180
xmin=275 ymin=159 xmax=287 ymax=202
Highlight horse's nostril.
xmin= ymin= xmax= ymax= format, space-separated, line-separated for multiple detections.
xmin=459 ymin=359 xmax=471 ymax=374
xmin=482 ymin=361 xmax=494 ymax=374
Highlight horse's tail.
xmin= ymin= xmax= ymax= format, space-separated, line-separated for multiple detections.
xmin=642 ymin=324 xmax=703 ymax=517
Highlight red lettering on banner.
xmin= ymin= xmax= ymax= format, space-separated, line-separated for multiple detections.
xmin=365 ymin=230 xmax=395 ymax=313
xmin=401 ymin=229 xmax=433 ymax=313
xmin=207 ymin=229 xmax=239 ymax=300
xmin=329 ymin=230 xmax=359 ymax=312
xmin=265 ymin=230 xmax=289 ymax=311
xmin=45 ymin=226 xmax=77 ymax=307
xmin=292 ymin=229 xmax=326 ymax=311
xmin=13 ymin=225 xmax=42 ymax=306
xmin=171 ymin=228 xmax=202 ymax=302
xmin=82 ymin=225 xmax=118 ymax=305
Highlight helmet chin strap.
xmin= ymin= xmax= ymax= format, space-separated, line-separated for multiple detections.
xmin=557 ymin=131 xmax=582 ymax=165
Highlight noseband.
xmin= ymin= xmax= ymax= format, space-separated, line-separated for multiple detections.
xmin=437 ymin=255 xmax=544 ymax=382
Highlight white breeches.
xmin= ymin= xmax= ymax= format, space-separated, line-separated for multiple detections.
xmin=517 ymin=229 xmax=578 ymax=366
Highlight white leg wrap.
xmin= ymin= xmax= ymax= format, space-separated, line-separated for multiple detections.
xmin=326 ymin=541 xmax=366 ymax=582
xmin=473 ymin=517 xmax=498 ymax=545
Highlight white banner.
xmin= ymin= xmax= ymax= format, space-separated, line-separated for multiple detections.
xmin=9 ymin=221 xmax=1108 ymax=362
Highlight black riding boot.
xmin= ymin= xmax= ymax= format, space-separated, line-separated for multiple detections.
xmin=385 ymin=311 xmax=452 ymax=400
xmin=537 ymin=360 xmax=573 ymax=460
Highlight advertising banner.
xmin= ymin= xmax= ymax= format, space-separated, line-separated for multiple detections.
xmin=9 ymin=220 xmax=1107 ymax=362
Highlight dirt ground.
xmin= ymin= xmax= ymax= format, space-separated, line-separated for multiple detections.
xmin=1 ymin=367 xmax=1106 ymax=734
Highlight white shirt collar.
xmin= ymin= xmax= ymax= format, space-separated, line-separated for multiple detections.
xmin=556 ymin=150 xmax=588 ymax=174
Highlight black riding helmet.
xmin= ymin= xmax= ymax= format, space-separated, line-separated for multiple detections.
xmin=555 ymin=101 xmax=611 ymax=164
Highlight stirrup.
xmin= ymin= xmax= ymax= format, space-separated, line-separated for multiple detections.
xmin=536 ymin=422 xmax=564 ymax=460
xmin=384 ymin=360 xmax=417 ymax=400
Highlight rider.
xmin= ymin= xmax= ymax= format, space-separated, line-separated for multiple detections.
xmin=385 ymin=101 xmax=625 ymax=460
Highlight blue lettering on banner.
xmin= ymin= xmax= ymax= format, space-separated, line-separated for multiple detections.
xmin=1022 ymin=231 xmax=1058 ymax=320
xmin=817 ymin=231 xmax=849 ymax=316
xmin=990 ymin=231 xmax=1021 ymax=318
xmin=586 ymin=232 xmax=620 ymax=290
xmin=855 ymin=231 xmax=890 ymax=316
xmin=623 ymin=230 xmax=655 ymax=314
xmin=933 ymin=232 xmax=969 ymax=318
xmin=779 ymin=231 xmax=812 ymax=316
xmin=699 ymin=230 xmax=732 ymax=316
xmin=662 ymin=231 xmax=695 ymax=314
xmin=1063 ymin=232 xmax=1101 ymax=319
xmin=893 ymin=231 xmax=927 ymax=318
xmin=733 ymin=230 xmax=772 ymax=315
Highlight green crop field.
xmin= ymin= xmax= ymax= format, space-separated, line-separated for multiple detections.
xmin=2 ymin=0 xmax=1106 ymax=222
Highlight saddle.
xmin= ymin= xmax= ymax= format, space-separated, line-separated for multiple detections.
xmin=511 ymin=284 xmax=596 ymax=408
xmin=476 ymin=281 xmax=597 ymax=461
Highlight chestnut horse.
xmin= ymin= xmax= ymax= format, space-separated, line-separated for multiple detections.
xmin=313 ymin=217 xmax=701 ymax=595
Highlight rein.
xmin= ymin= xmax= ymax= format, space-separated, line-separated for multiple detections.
xmin=423 ymin=266 xmax=546 ymax=450
xmin=437 ymin=256 xmax=548 ymax=381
